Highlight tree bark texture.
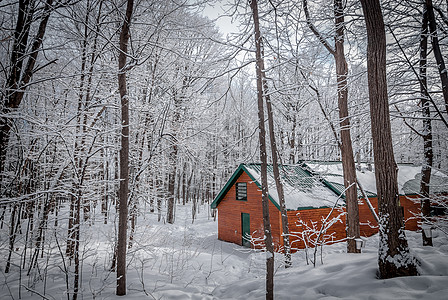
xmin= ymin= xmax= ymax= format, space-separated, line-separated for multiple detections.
xmin=265 ymin=95 xmax=292 ymax=267
xmin=426 ymin=0 xmax=448 ymax=114
xmin=0 ymin=0 xmax=53 ymax=175
xmin=419 ymin=4 xmax=433 ymax=247
xmin=360 ymin=0 xmax=418 ymax=279
xmin=333 ymin=0 xmax=360 ymax=253
xmin=303 ymin=0 xmax=360 ymax=253
xmin=167 ymin=143 xmax=178 ymax=224
xmin=167 ymin=89 xmax=182 ymax=224
xmin=250 ymin=0 xmax=274 ymax=298
xmin=116 ymin=0 xmax=134 ymax=296
xmin=260 ymin=4 xmax=292 ymax=267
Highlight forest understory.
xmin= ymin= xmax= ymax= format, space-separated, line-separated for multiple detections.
xmin=1 ymin=201 xmax=447 ymax=300
xmin=1 ymin=0 xmax=448 ymax=298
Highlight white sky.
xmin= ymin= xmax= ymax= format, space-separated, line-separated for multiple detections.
xmin=201 ymin=2 xmax=240 ymax=36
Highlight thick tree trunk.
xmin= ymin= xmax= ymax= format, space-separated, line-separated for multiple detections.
xmin=303 ymin=0 xmax=360 ymax=253
xmin=116 ymin=0 xmax=134 ymax=296
xmin=333 ymin=0 xmax=360 ymax=254
xmin=419 ymin=4 xmax=433 ymax=247
xmin=360 ymin=0 xmax=418 ymax=279
xmin=250 ymin=1 xmax=274 ymax=298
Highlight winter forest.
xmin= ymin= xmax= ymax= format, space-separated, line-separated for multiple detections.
xmin=1 ymin=0 xmax=448 ymax=299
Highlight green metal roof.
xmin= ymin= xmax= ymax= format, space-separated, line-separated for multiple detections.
xmin=246 ymin=163 xmax=315 ymax=192
xmin=211 ymin=161 xmax=448 ymax=212
xmin=211 ymin=163 xmax=343 ymax=211
xmin=323 ymin=181 xmax=377 ymax=198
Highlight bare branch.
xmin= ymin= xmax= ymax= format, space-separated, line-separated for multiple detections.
xmin=302 ymin=0 xmax=335 ymax=55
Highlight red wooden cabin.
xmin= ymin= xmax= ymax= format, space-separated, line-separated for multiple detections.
xmin=211 ymin=162 xmax=447 ymax=252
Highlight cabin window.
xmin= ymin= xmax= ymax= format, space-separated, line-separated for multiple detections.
xmin=236 ymin=182 xmax=247 ymax=201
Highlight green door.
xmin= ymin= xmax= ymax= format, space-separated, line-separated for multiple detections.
xmin=241 ymin=213 xmax=251 ymax=247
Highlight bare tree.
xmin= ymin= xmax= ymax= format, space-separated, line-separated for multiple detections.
xmin=265 ymin=88 xmax=292 ymax=267
xmin=426 ymin=0 xmax=448 ymax=114
xmin=360 ymin=0 xmax=418 ymax=279
xmin=0 ymin=0 xmax=54 ymax=176
xmin=418 ymin=3 xmax=434 ymax=247
xmin=117 ymin=0 xmax=134 ymax=295
xmin=302 ymin=0 xmax=360 ymax=253
xmin=250 ymin=1 xmax=274 ymax=298
xmin=263 ymin=1 xmax=292 ymax=268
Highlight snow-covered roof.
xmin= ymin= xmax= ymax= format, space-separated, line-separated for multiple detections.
xmin=211 ymin=162 xmax=448 ymax=212
xmin=211 ymin=163 xmax=342 ymax=211
xmin=305 ymin=161 xmax=448 ymax=196
xmin=244 ymin=164 xmax=341 ymax=210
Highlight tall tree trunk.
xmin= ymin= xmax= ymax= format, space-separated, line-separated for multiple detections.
xmin=66 ymin=194 xmax=76 ymax=258
xmin=250 ymin=1 xmax=274 ymax=298
xmin=73 ymin=190 xmax=81 ymax=300
xmin=289 ymin=114 xmax=297 ymax=164
xmin=157 ymin=174 xmax=162 ymax=222
xmin=426 ymin=0 xmax=448 ymax=113
xmin=167 ymin=143 xmax=178 ymax=224
xmin=5 ymin=203 xmax=20 ymax=273
xmin=333 ymin=0 xmax=360 ymax=254
xmin=182 ymin=164 xmax=187 ymax=205
xmin=265 ymin=97 xmax=292 ymax=267
xmin=0 ymin=0 xmax=53 ymax=175
xmin=167 ymin=89 xmax=181 ymax=224
xmin=103 ymin=157 xmax=109 ymax=224
xmin=116 ymin=0 xmax=134 ymax=295
xmin=360 ymin=0 xmax=418 ymax=279
xmin=303 ymin=0 xmax=360 ymax=253
xmin=419 ymin=4 xmax=433 ymax=247
xmin=263 ymin=65 xmax=292 ymax=267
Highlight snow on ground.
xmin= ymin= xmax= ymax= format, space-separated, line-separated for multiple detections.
xmin=1 ymin=202 xmax=448 ymax=299
xmin=214 ymin=230 xmax=448 ymax=300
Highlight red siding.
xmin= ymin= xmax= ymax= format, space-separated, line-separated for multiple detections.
xmin=287 ymin=207 xmax=346 ymax=251
xmin=286 ymin=196 xmax=421 ymax=251
xmin=217 ymin=172 xmax=282 ymax=251
xmin=358 ymin=197 xmax=379 ymax=237
xmin=401 ymin=195 xmax=421 ymax=231
xmin=217 ymin=172 xmax=422 ymax=252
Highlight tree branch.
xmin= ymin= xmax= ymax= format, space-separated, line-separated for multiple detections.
xmin=393 ymin=104 xmax=424 ymax=137
xmin=387 ymin=24 xmax=448 ymax=128
xmin=302 ymin=0 xmax=336 ymax=55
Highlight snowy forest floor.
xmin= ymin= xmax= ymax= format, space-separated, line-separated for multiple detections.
xmin=1 ymin=202 xmax=448 ymax=300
